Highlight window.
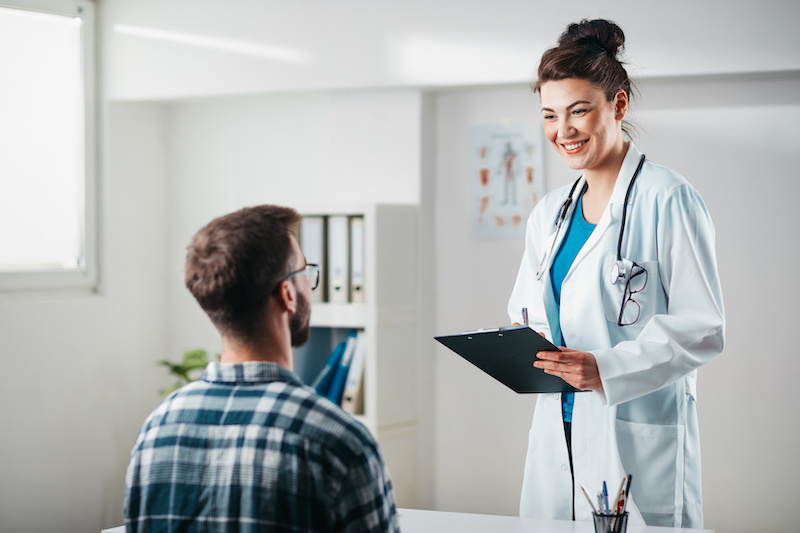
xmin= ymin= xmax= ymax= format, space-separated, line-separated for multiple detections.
xmin=0 ymin=0 xmax=96 ymax=292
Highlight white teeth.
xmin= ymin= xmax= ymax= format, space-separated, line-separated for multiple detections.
xmin=564 ymin=141 xmax=586 ymax=150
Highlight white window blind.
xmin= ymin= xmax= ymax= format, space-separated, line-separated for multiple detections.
xmin=0 ymin=0 xmax=96 ymax=291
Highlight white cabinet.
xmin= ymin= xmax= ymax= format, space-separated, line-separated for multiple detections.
xmin=294 ymin=203 xmax=419 ymax=507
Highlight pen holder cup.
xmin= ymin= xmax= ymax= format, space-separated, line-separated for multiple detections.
xmin=592 ymin=512 xmax=628 ymax=533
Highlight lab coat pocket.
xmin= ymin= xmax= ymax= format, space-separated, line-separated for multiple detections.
xmin=615 ymin=418 xmax=684 ymax=519
xmin=603 ymin=260 xmax=660 ymax=327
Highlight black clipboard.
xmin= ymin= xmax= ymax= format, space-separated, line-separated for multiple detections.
xmin=435 ymin=325 xmax=580 ymax=394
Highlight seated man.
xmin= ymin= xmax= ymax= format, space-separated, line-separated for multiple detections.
xmin=124 ymin=205 xmax=400 ymax=532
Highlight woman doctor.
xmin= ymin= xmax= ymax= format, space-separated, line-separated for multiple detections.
xmin=508 ymin=19 xmax=724 ymax=529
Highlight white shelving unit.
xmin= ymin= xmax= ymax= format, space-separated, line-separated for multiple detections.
xmin=296 ymin=203 xmax=419 ymax=507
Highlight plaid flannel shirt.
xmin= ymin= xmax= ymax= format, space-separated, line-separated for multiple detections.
xmin=125 ymin=361 xmax=400 ymax=532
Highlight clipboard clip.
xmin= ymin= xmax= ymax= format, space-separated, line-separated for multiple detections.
xmin=460 ymin=327 xmax=502 ymax=336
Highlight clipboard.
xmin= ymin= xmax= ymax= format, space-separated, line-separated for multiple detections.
xmin=435 ymin=325 xmax=580 ymax=394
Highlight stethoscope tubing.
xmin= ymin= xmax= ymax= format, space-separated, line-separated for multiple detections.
xmin=535 ymin=154 xmax=646 ymax=283
xmin=616 ymin=154 xmax=647 ymax=263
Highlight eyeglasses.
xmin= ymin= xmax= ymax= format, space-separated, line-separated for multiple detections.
xmin=272 ymin=263 xmax=320 ymax=294
xmin=617 ymin=262 xmax=648 ymax=327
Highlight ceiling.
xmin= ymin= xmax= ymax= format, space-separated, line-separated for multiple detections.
xmin=99 ymin=0 xmax=800 ymax=101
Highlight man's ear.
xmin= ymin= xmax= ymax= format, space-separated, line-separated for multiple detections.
xmin=277 ymin=280 xmax=297 ymax=313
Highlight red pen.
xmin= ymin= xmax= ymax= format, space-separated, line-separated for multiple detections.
xmin=613 ymin=476 xmax=626 ymax=514
xmin=621 ymin=475 xmax=632 ymax=513
xmin=615 ymin=487 xmax=626 ymax=514
xmin=613 ymin=475 xmax=633 ymax=532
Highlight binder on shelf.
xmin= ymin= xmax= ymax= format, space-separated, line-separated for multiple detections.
xmin=327 ymin=215 xmax=350 ymax=303
xmin=312 ymin=341 xmax=346 ymax=398
xmin=300 ymin=215 xmax=326 ymax=302
xmin=327 ymin=330 xmax=359 ymax=405
xmin=349 ymin=216 xmax=365 ymax=304
xmin=341 ymin=330 xmax=366 ymax=415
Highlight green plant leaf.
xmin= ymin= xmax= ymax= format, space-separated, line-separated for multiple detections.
xmin=157 ymin=348 xmax=218 ymax=395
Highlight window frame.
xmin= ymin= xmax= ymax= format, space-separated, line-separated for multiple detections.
xmin=0 ymin=0 xmax=98 ymax=293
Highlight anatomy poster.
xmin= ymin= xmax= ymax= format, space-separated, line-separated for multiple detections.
xmin=470 ymin=123 xmax=545 ymax=240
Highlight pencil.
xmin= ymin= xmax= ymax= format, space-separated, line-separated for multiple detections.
xmin=580 ymin=483 xmax=599 ymax=514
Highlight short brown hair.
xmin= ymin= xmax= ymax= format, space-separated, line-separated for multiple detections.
xmin=184 ymin=205 xmax=301 ymax=341
xmin=534 ymin=19 xmax=635 ymax=133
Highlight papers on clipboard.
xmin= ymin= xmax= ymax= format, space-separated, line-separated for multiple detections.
xmin=435 ymin=325 xmax=580 ymax=394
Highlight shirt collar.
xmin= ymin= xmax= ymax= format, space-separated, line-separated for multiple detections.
xmin=202 ymin=361 xmax=304 ymax=387
xmin=609 ymin=142 xmax=643 ymax=206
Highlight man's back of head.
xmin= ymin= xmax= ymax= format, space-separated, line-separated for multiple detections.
xmin=184 ymin=204 xmax=300 ymax=344
xmin=124 ymin=204 xmax=400 ymax=533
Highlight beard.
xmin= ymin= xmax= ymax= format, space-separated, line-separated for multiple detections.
xmin=290 ymin=290 xmax=311 ymax=347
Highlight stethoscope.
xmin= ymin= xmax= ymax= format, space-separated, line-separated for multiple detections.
xmin=535 ymin=154 xmax=646 ymax=284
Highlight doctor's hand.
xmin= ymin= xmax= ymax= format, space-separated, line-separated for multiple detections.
xmin=534 ymin=348 xmax=603 ymax=392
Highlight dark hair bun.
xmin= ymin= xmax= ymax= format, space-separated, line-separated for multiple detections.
xmin=559 ymin=19 xmax=625 ymax=59
xmin=534 ymin=18 xmax=634 ymax=108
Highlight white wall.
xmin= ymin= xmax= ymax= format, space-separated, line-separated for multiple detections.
xmin=160 ymin=89 xmax=424 ymax=361
xmin=0 ymin=102 xmax=170 ymax=533
xmin=431 ymin=73 xmax=800 ymax=532
xmin=432 ymin=86 xmax=544 ymax=515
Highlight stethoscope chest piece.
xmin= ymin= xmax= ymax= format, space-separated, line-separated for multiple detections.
xmin=611 ymin=260 xmax=626 ymax=285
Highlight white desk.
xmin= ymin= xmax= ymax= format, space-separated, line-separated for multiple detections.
xmin=395 ymin=509 xmax=713 ymax=532
xmin=103 ymin=508 xmax=714 ymax=532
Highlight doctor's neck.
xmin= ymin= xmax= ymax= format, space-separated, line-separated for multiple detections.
xmin=582 ymin=139 xmax=629 ymax=199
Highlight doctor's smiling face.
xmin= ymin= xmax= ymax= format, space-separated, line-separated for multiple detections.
xmin=540 ymin=78 xmax=628 ymax=180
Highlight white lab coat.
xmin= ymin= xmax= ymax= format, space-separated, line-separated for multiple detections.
xmin=508 ymin=143 xmax=724 ymax=528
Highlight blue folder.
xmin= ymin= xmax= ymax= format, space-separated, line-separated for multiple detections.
xmin=312 ymin=342 xmax=346 ymax=398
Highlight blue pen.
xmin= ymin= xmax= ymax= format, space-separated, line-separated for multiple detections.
xmin=602 ymin=481 xmax=610 ymax=513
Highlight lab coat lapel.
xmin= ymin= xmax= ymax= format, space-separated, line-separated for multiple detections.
xmin=541 ymin=177 xmax=585 ymax=344
xmin=538 ymin=176 xmax=585 ymax=284
xmin=570 ymin=143 xmax=643 ymax=268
